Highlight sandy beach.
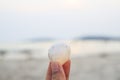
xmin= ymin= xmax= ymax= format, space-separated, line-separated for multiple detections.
xmin=0 ymin=52 xmax=120 ymax=80
xmin=0 ymin=41 xmax=120 ymax=80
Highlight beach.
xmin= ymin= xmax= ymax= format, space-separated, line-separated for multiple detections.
xmin=0 ymin=40 xmax=120 ymax=80
xmin=0 ymin=52 xmax=120 ymax=80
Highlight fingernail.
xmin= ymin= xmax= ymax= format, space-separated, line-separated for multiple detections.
xmin=51 ymin=62 xmax=59 ymax=74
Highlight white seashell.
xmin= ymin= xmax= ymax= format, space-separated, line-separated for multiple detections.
xmin=48 ymin=42 xmax=71 ymax=65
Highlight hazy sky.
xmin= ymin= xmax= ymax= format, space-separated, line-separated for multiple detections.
xmin=0 ymin=0 xmax=120 ymax=42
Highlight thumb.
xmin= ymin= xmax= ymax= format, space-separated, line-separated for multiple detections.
xmin=51 ymin=62 xmax=66 ymax=80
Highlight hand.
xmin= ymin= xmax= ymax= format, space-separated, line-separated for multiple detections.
xmin=46 ymin=60 xmax=71 ymax=80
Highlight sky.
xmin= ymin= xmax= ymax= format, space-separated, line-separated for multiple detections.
xmin=0 ymin=0 xmax=120 ymax=42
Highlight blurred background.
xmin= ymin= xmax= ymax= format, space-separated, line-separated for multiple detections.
xmin=0 ymin=0 xmax=120 ymax=80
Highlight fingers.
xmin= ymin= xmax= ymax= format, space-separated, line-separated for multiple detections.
xmin=46 ymin=60 xmax=71 ymax=80
xmin=51 ymin=62 xmax=66 ymax=80
xmin=63 ymin=60 xmax=71 ymax=80
xmin=46 ymin=62 xmax=52 ymax=80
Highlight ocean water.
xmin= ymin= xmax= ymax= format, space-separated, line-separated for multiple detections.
xmin=0 ymin=40 xmax=120 ymax=60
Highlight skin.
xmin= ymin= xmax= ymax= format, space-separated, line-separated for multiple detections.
xmin=46 ymin=60 xmax=71 ymax=80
